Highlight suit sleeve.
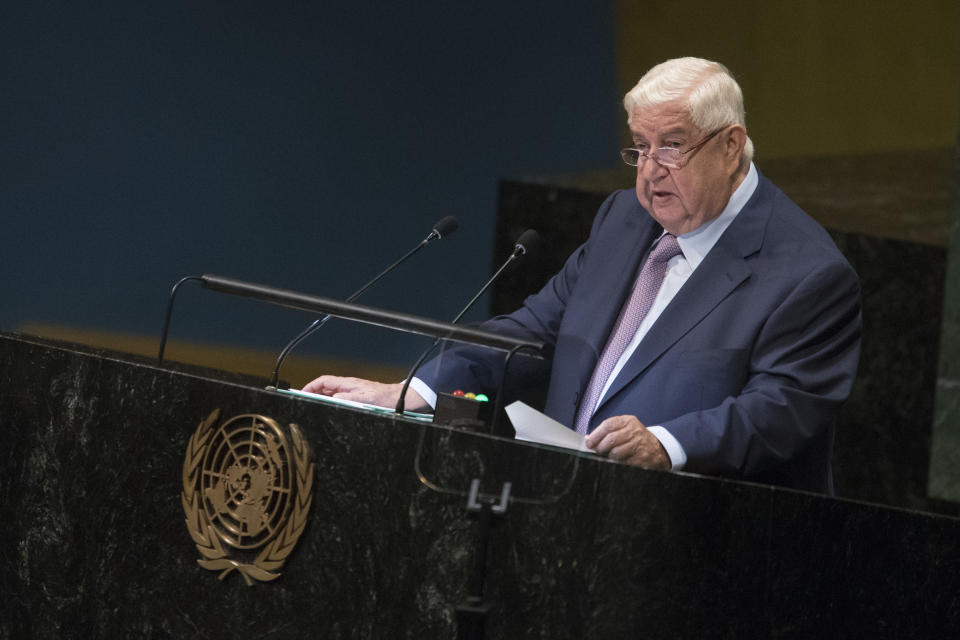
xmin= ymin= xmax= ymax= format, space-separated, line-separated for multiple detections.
xmin=662 ymin=257 xmax=862 ymax=479
xmin=415 ymin=190 xmax=626 ymax=398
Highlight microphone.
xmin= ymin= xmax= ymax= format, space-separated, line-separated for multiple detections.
xmin=268 ymin=215 xmax=459 ymax=388
xmin=395 ymin=228 xmax=540 ymax=414
xmin=425 ymin=215 xmax=460 ymax=243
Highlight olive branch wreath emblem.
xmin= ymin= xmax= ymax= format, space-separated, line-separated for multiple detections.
xmin=181 ymin=409 xmax=314 ymax=585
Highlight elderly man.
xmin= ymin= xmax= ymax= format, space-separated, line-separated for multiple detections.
xmin=304 ymin=57 xmax=861 ymax=493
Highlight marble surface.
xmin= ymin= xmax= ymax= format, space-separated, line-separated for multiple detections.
xmin=3 ymin=333 xmax=960 ymax=638
xmin=492 ymin=179 xmax=953 ymax=515
xmin=929 ymin=145 xmax=960 ymax=502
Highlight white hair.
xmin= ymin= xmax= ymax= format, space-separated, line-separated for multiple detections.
xmin=624 ymin=57 xmax=754 ymax=166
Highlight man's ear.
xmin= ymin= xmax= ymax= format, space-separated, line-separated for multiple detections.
xmin=724 ymin=125 xmax=747 ymax=171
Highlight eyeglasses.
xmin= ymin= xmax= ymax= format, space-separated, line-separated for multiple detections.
xmin=620 ymin=126 xmax=726 ymax=170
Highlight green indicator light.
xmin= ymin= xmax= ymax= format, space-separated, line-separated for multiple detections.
xmin=475 ymin=394 xmax=489 ymax=402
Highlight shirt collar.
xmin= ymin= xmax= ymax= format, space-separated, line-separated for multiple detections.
xmin=674 ymin=162 xmax=758 ymax=270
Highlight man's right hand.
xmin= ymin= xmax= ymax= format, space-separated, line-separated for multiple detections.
xmin=301 ymin=375 xmax=429 ymax=412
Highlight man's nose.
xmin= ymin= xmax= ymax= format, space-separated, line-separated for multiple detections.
xmin=639 ymin=157 xmax=668 ymax=180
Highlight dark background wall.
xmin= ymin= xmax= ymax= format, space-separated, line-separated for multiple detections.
xmin=1 ymin=1 xmax=619 ymax=367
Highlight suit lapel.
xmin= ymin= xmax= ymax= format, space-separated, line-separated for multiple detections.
xmin=566 ymin=207 xmax=661 ymax=397
xmin=594 ymin=175 xmax=771 ymax=414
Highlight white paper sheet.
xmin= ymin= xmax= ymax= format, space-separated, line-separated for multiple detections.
xmin=505 ymin=400 xmax=594 ymax=452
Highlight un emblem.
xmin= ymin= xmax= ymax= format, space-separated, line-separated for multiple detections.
xmin=181 ymin=410 xmax=314 ymax=585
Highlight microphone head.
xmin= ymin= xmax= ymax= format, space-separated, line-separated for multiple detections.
xmin=431 ymin=215 xmax=459 ymax=239
xmin=514 ymin=229 xmax=541 ymax=257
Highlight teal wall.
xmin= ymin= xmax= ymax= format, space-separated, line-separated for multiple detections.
xmin=0 ymin=1 xmax=619 ymax=366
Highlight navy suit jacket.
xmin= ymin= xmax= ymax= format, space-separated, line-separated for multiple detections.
xmin=419 ymin=171 xmax=861 ymax=493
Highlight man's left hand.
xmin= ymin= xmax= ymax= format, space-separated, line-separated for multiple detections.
xmin=585 ymin=415 xmax=670 ymax=470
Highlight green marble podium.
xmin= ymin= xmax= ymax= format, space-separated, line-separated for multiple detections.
xmin=2 ymin=332 xmax=959 ymax=639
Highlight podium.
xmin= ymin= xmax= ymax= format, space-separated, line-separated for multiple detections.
xmin=2 ymin=331 xmax=959 ymax=638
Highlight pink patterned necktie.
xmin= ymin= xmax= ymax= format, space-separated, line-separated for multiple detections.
xmin=574 ymin=233 xmax=682 ymax=434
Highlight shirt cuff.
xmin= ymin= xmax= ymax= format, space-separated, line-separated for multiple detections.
xmin=407 ymin=377 xmax=438 ymax=410
xmin=646 ymin=426 xmax=687 ymax=470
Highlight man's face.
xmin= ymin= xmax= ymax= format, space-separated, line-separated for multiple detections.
xmin=629 ymin=101 xmax=740 ymax=236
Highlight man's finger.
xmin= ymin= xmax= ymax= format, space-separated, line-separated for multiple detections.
xmin=585 ymin=415 xmax=630 ymax=448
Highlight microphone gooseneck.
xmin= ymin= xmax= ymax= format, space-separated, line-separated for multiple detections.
xmin=394 ymin=229 xmax=540 ymax=414
xmin=269 ymin=215 xmax=459 ymax=389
